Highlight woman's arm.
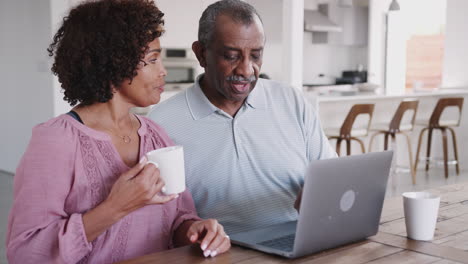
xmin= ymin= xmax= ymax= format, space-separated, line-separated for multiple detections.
xmin=171 ymin=191 xmax=231 ymax=258
xmin=7 ymin=125 xmax=92 ymax=263
xmin=82 ymin=159 xmax=177 ymax=242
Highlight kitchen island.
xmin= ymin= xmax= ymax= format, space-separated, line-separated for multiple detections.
xmin=309 ymin=87 xmax=468 ymax=173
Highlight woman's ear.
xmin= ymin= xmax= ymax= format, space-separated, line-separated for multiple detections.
xmin=192 ymin=41 xmax=206 ymax=68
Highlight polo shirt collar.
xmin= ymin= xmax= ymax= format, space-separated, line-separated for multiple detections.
xmin=187 ymin=74 xmax=267 ymax=120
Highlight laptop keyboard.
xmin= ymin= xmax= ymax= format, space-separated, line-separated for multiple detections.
xmin=258 ymin=234 xmax=295 ymax=252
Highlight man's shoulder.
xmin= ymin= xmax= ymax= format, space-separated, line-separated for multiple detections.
xmin=258 ymin=78 xmax=307 ymax=106
xmin=149 ymin=89 xmax=189 ymax=118
xmin=258 ymin=78 xmax=303 ymax=97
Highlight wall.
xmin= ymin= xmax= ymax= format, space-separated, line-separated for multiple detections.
xmin=442 ymin=0 xmax=468 ymax=88
xmin=246 ymin=0 xmax=284 ymax=82
xmin=302 ymin=3 xmax=368 ymax=86
xmin=302 ymin=38 xmax=368 ymax=84
xmin=367 ymin=0 xmax=391 ymax=88
xmin=0 ymin=0 xmax=54 ymax=173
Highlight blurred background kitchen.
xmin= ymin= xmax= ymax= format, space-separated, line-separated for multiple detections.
xmin=1 ymin=0 xmax=468 ymax=263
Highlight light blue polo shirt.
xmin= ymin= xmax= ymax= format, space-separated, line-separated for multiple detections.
xmin=148 ymin=76 xmax=336 ymax=234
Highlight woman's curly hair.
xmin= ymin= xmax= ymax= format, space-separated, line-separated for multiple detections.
xmin=47 ymin=0 xmax=165 ymax=106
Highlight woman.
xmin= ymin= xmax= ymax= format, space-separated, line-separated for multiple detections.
xmin=6 ymin=0 xmax=230 ymax=263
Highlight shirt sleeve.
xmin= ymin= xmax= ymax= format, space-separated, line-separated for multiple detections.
xmin=169 ymin=189 xmax=201 ymax=247
xmin=6 ymin=124 xmax=92 ymax=264
xmin=303 ymin=95 xmax=338 ymax=161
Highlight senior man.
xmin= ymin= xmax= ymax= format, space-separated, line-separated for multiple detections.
xmin=149 ymin=0 xmax=335 ymax=234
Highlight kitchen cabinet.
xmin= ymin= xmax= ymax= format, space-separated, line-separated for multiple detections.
xmin=327 ymin=3 xmax=369 ymax=46
xmin=153 ymin=0 xmax=218 ymax=48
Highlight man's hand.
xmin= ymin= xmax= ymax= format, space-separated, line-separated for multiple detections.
xmin=294 ymin=188 xmax=303 ymax=212
xmin=186 ymin=219 xmax=231 ymax=257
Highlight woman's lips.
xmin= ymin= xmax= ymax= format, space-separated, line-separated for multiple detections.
xmin=155 ymin=84 xmax=165 ymax=92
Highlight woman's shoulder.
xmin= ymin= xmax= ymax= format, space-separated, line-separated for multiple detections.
xmin=34 ymin=114 xmax=109 ymax=142
xmin=32 ymin=114 xmax=78 ymax=138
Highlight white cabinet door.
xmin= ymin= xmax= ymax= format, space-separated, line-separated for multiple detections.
xmin=328 ymin=4 xmax=368 ymax=46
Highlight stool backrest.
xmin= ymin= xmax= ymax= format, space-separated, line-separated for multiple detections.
xmin=340 ymin=104 xmax=375 ymax=137
xmin=389 ymin=99 xmax=419 ymax=132
xmin=429 ymin=97 xmax=464 ymax=127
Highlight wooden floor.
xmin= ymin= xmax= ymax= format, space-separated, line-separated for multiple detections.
xmin=1 ymin=167 xmax=467 ymax=264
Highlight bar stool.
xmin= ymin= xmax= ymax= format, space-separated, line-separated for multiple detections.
xmin=326 ymin=104 xmax=375 ymax=156
xmin=368 ymin=99 xmax=419 ymax=184
xmin=414 ymin=97 xmax=464 ymax=178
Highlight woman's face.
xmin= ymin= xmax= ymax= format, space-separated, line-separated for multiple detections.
xmin=117 ymin=38 xmax=167 ymax=107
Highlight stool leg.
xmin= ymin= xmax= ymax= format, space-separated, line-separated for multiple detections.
xmin=414 ymin=128 xmax=428 ymax=173
xmin=448 ymin=127 xmax=460 ymax=175
xmin=384 ymin=133 xmax=389 ymax=150
xmin=425 ymin=128 xmax=433 ymax=171
xmin=346 ymin=139 xmax=351 ymax=156
xmin=441 ymin=128 xmax=449 ymax=178
xmin=368 ymin=132 xmax=379 ymax=152
xmin=402 ymin=132 xmax=416 ymax=184
xmin=390 ymin=133 xmax=396 ymax=150
xmin=353 ymin=137 xmax=366 ymax=154
xmin=336 ymin=138 xmax=342 ymax=156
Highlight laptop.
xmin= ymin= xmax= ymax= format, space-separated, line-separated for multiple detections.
xmin=230 ymin=151 xmax=393 ymax=259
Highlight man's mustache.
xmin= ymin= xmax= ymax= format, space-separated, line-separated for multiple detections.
xmin=226 ymin=75 xmax=257 ymax=82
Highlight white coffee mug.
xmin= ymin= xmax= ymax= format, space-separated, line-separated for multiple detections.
xmin=403 ymin=192 xmax=440 ymax=241
xmin=145 ymin=146 xmax=186 ymax=195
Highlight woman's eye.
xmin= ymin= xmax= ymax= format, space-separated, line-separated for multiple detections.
xmin=149 ymin=58 xmax=158 ymax=63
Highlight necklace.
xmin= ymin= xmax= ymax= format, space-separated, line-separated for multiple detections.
xmin=85 ymin=107 xmax=135 ymax=144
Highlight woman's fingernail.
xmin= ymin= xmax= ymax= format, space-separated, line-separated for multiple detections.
xmin=201 ymin=244 xmax=207 ymax=250
xmin=210 ymin=250 xmax=217 ymax=257
xmin=139 ymin=156 xmax=147 ymax=164
xmin=203 ymin=250 xmax=211 ymax=257
xmin=190 ymin=235 xmax=196 ymax=241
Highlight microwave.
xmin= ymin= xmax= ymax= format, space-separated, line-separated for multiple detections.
xmin=163 ymin=48 xmax=202 ymax=91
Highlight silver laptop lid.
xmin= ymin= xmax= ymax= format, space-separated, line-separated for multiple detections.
xmin=293 ymin=151 xmax=393 ymax=257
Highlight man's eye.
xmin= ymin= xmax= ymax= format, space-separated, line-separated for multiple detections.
xmin=149 ymin=58 xmax=158 ymax=63
xmin=224 ymin=54 xmax=238 ymax=61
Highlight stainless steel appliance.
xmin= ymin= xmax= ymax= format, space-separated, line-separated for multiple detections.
xmin=335 ymin=70 xmax=367 ymax=85
xmin=162 ymin=48 xmax=202 ymax=91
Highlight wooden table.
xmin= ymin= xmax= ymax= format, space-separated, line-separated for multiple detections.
xmin=118 ymin=182 xmax=468 ymax=264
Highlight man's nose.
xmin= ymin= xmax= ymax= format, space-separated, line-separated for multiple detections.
xmin=234 ymin=57 xmax=254 ymax=79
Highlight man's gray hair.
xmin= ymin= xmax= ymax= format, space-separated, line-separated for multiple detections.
xmin=198 ymin=0 xmax=263 ymax=48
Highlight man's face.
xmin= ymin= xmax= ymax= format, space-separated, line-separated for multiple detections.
xmin=200 ymin=14 xmax=265 ymax=103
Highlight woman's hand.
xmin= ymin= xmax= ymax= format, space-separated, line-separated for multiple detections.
xmin=83 ymin=157 xmax=178 ymax=242
xmin=105 ymin=157 xmax=178 ymax=216
xmin=186 ymin=219 xmax=231 ymax=258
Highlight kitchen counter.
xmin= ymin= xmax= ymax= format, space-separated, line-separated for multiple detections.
xmin=312 ymin=87 xmax=468 ymax=171
xmin=305 ymin=87 xmax=468 ymax=103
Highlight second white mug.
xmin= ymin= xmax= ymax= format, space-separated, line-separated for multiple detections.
xmin=403 ymin=191 xmax=440 ymax=241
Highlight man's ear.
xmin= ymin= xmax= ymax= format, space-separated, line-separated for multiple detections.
xmin=192 ymin=41 xmax=207 ymax=68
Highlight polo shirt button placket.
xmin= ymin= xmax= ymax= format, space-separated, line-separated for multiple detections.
xmin=232 ymin=119 xmax=241 ymax=158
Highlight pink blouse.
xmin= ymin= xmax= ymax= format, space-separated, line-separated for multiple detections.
xmin=6 ymin=114 xmax=200 ymax=263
